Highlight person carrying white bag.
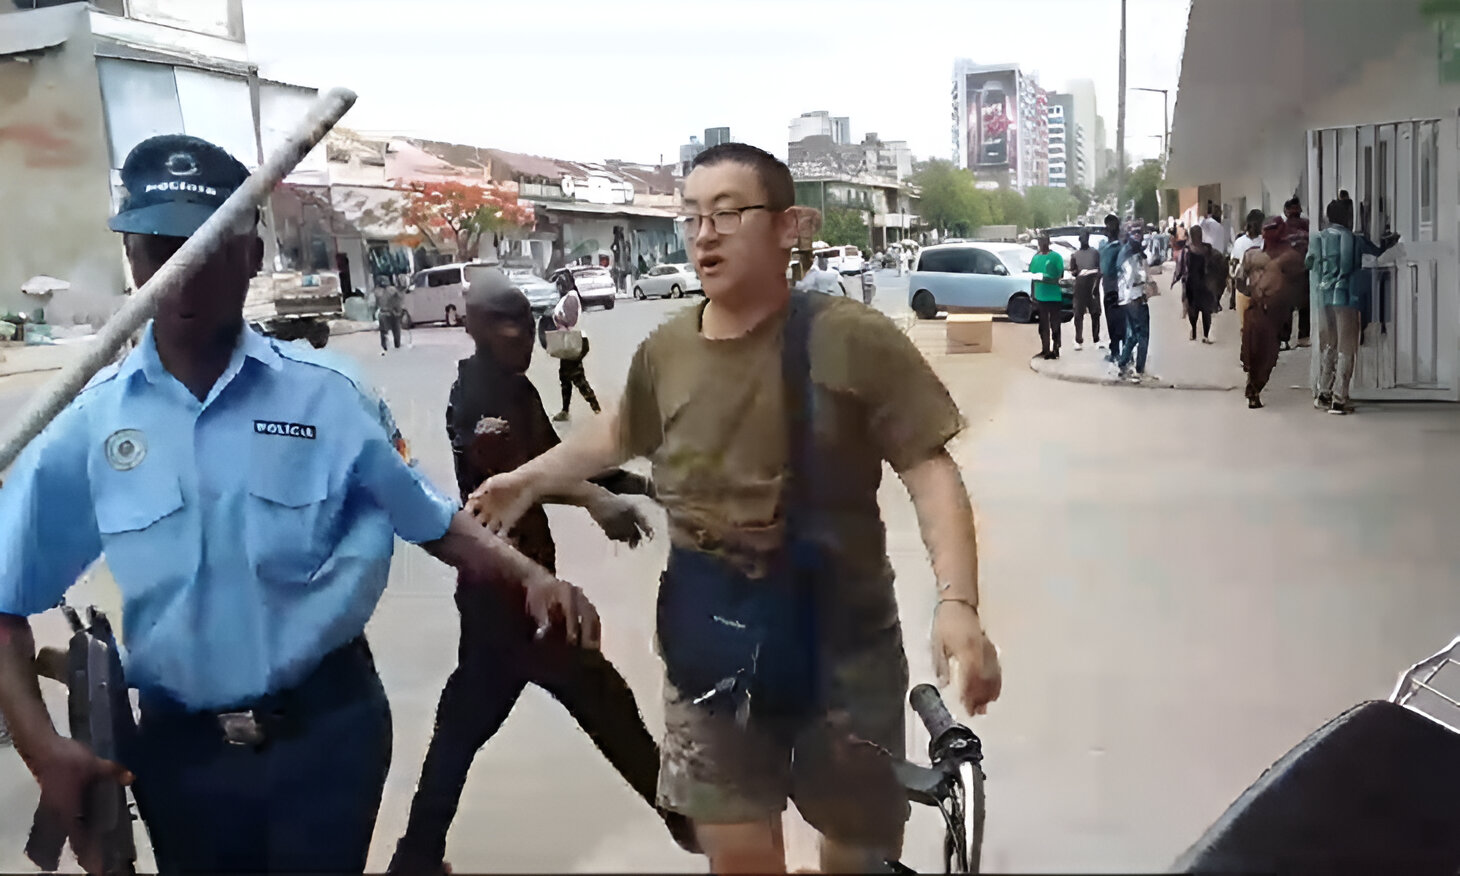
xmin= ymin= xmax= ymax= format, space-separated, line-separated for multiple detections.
xmin=546 ymin=273 xmax=600 ymax=422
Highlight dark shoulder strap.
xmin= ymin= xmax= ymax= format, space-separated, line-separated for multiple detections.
xmin=782 ymin=291 xmax=823 ymax=528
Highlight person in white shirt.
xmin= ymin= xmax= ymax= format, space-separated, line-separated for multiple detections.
xmin=1229 ymin=209 xmax=1266 ymax=335
xmin=1115 ymin=224 xmax=1153 ymax=382
xmin=796 ymin=255 xmax=845 ymax=295
xmin=550 ymin=273 xmax=600 ymax=422
xmin=1199 ymin=204 xmax=1229 ymax=255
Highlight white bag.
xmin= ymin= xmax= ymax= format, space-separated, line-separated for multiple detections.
xmin=545 ymin=328 xmax=584 ymax=359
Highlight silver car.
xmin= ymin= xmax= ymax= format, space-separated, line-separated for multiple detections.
xmin=507 ymin=268 xmax=561 ymax=316
xmin=632 ymin=263 xmax=702 ymax=299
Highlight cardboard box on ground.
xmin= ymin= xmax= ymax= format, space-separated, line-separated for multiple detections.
xmin=946 ymin=314 xmax=993 ymax=354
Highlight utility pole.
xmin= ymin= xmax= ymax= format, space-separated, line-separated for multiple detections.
xmin=1132 ymin=87 xmax=1170 ymax=165
xmin=1116 ymin=0 xmax=1127 ymax=218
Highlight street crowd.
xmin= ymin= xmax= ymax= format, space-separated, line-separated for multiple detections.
xmin=0 ymin=135 xmax=1001 ymax=875
xmin=1029 ymin=194 xmax=1398 ymax=412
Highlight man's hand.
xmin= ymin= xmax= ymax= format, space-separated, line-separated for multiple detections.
xmin=468 ymin=470 xmax=538 ymax=536
xmin=524 ymin=573 xmax=601 ymax=650
xmin=931 ymin=601 xmax=1002 ymax=715
xmin=30 ymin=736 xmax=133 ymax=875
xmin=586 ymin=494 xmax=654 ymax=547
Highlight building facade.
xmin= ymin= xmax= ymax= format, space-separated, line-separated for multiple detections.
xmin=0 ymin=0 xmax=322 ymax=323
xmin=789 ymin=111 xmax=850 ymax=146
xmin=1047 ymin=94 xmax=1075 ymax=188
xmin=1064 ymin=78 xmax=1100 ymax=190
xmin=1169 ymin=0 xmax=1460 ymax=402
xmin=787 ymin=135 xmax=922 ymax=250
xmin=952 ymin=59 xmax=1051 ymax=192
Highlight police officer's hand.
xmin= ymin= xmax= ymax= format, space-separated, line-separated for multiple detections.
xmin=525 ymin=574 xmax=601 ymax=650
xmin=931 ymin=601 xmax=1002 ymax=716
xmin=586 ymin=495 xmax=654 ymax=547
xmin=469 ymin=471 xmax=537 ymax=536
xmin=32 ymin=736 xmax=133 ymax=874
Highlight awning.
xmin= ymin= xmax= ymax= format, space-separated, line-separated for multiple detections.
xmin=0 ymin=5 xmax=78 ymax=57
xmin=1166 ymin=0 xmax=1420 ymax=189
xmin=531 ymin=200 xmax=678 ymax=220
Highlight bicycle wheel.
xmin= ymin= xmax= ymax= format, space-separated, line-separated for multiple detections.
xmin=958 ymin=760 xmax=986 ymax=874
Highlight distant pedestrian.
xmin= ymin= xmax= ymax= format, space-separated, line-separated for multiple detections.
xmin=1115 ymin=223 xmax=1152 ymax=383
xmin=377 ymin=280 xmax=405 ymax=355
xmin=1180 ymin=225 xmax=1217 ymax=344
xmin=1068 ymin=230 xmax=1102 ymax=350
xmin=1242 ymin=216 xmax=1304 ymax=409
xmin=1029 ymin=233 xmax=1065 ymax=360
xmin=796 ymin=255 xmax=843 ymax=295
xmin=860 ymin=264 xmax=876 ymax=306
xmin=1280 ymin=197 xmax=1312 ymax=348
xmin=551 ymin=272 xmax=601 ymax=422
xmin=1098 ymin=214 xmax=1126 ymax=362
xmin=1307 ymin=200 xmax=1362 ymax=415
xmin=1229 ymin=210 xmax=1266 ymax=353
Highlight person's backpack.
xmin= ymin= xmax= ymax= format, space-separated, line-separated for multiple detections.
xmin=655 ymin=292 xmax=828 ymax=726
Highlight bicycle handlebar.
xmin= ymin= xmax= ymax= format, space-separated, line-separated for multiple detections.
xmin=910 ymin=683 xmax=983 ymax=766
xmin=910 ymin=683 xmax=959 ymax=743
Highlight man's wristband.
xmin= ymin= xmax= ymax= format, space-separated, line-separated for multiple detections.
xmin=935 ymin=596 xmax=979 ymax=615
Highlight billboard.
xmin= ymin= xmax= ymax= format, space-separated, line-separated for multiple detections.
xmin=966 ymin=70 xmax=1018 ymax=174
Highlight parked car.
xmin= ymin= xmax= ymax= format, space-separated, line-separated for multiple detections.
xmin=814 ymin=244 xmax=865 ymax=274
xmin=549 ymin=265 xmax=616 ymax=310
xmin=908 ymin=241 xmax=1072 ymax=323
xmin=403 ymin=262 xmax=475 ymax=328
xmin=506 ymin=267 xmax=561 ymax=316
xmin=633 ymin=263 xmax=702 ymax=299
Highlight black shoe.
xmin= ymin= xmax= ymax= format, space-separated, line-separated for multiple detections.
xmin=1248 ymin=396 xmax=1264 ymax=409
xmin=1050 ymin=350 xmax=1060 ymax=360
xmin=387 ymin=846 xmax=451 ymax=876
xmin=1329 ymin=400 xmax=1352 ymax=416
xmin=1314 ymin=393 xmax=1332 ymax=410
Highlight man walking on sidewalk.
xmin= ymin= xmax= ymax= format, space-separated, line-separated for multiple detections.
xmin=1069 ymin=230 xmax=1102 ymax=351
xmin=1280 ymin=197 xmax=1313 ymax=349
xmin=1030 ymin=233 xmax=1065 ymax=360
xmin=1115 ymin=223 xmax=1153 ymax=383
xmin=1099 ymin=214 xmax=1126 ymax=363
xmin=377 ymin=279 xmax=406 ymax=355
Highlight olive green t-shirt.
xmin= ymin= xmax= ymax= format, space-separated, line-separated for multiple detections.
xmin=618 ymin=295 xmax=965 ymax=636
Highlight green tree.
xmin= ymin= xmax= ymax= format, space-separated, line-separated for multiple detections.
xmin=1123 ymin=159 xmax=1165 ymax=223
xmin=1068 ymin=184 xmax=1093 ymax=217
xmin=912 ymin=159 xmax=980 ymax=236
xmin=1024 ymin=186 xmax=1080 ymax=230
xmin=991 ymin=187 xmax=1028 ymax=229
xmin=820 ymin=206 xmax=870 ymax=248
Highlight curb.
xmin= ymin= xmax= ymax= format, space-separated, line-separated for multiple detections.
xmin=1027 ymin=356 xmax=1239 ymax=392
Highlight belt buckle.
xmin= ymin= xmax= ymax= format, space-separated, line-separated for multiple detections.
xmin=217 ymin=710 xmax=266 ymax=747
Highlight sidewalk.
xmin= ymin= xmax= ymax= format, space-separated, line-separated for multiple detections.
xmin=1025 ymin=271 xmax=1315 ymax=392
xmin=0 ymin=338 xmax=92 ymax=378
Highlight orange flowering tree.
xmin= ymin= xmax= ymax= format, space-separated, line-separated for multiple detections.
xmin=394 ymin=180 xmax=535 ymax=262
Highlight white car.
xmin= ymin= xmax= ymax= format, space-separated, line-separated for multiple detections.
xmin=633 ymin=263 xmax=702 ymax=299
xmin=549 ymin=266 xmax=616 ymax=310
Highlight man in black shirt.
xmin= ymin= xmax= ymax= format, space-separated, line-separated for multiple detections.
xmin=389 ymin=271 xmax=694 ymax=874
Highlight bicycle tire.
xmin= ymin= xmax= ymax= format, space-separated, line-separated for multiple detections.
xmin=959 ymin=760 xmax=987 ymax=874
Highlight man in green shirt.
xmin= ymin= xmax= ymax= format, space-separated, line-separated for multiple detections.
xmin=1029 ymin=233 xmax=1065 ymax=360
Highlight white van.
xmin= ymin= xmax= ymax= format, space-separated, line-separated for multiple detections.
xmin=403 ymin=263 xmax=474 ymax=328
xmin=814 ymin=244 xmax=865 ymax=274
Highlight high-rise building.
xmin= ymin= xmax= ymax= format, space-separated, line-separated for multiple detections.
xmin=1095 ymin=116 xmax=1111 ymax=182
xmin=790 ymin=111 xmax=852 ymax=145
xmin=951 ymin=59 xmax=1050 ymax=192
xmin=1046 ymin=95 xmax=1073 ymax=188
xmin=676 ymin=127 xmax=732 ymax=176
xmin=1063 ymin=78 xmax=1100 ymax=190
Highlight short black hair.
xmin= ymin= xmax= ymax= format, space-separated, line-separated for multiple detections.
xmin=1285 ymin=196 xmax=1302 ymax=210
xmin=1326 ymin=200 xmax=1348 ymax=224
xmin=691 ymin=142 xmax=795 ymax=211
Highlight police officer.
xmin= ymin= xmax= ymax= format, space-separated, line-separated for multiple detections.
xmin=0 ymin=135 xmax=598 ymax=874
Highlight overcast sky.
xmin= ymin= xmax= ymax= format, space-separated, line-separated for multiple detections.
xmin=243 ymin=0 xmax=1190 ymax=170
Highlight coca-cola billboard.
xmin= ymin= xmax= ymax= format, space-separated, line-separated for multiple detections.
xmin=966 ymin=70 xmax=1018 ymax=174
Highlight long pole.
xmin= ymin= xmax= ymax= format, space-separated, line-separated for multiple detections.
xmin=1116 ymin=0 xmax=1128 ymax=217
xmin=0 ymin=87 xmax=358 ymax=474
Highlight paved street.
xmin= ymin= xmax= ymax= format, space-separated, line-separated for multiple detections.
xmin=5 ymin=268 xmax=1460 ymax=872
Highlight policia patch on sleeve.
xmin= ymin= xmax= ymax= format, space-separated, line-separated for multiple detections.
xmin=254 ymin=420 xmax=317 ymax=440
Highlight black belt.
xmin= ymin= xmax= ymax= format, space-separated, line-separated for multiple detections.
xmin=139 ymin=637 xmax=374 ymax=748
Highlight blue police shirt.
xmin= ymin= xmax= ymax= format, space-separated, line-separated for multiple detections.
xmin=0 ymin=324 xmax=458 ymax=710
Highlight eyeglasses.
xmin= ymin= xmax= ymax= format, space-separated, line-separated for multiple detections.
xmin=678 ymin=205 xmax=768 ymax=236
